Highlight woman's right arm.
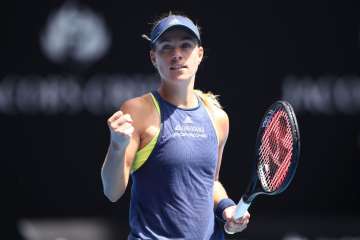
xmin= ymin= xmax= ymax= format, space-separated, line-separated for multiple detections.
xmin=101 ymin=100 xmax=141 ymax=202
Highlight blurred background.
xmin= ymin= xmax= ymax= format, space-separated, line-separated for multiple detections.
xmin=2 ymin=0 xmax=360 ymax=239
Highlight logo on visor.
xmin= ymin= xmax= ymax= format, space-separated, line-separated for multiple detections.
xmin=168 ymin=18 xmax=180 ymax=25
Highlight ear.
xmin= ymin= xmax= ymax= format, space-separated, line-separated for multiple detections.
xmin=197 ymin=46 xmax=204 ymax=63
xmin=150 ymin=50 xmax=157 ymax=67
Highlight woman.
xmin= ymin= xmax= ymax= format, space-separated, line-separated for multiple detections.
xmin=101 ymin=13 xmax=250 ymax=239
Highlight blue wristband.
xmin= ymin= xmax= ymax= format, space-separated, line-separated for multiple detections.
xmin=215 ymin=198 xmax=236 ymax=222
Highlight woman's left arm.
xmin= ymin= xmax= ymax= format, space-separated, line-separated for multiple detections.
xmin=212 ymin=108 xmax=250 ymax=233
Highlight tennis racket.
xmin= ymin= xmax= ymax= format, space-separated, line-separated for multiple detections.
xmin=225 ymin=100 xmax=300 ymax=234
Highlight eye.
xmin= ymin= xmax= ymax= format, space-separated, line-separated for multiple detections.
xmin=181 ymin=42 xmax=194 ymax=49
xmin=163 ymin=44 xmax=172 ymax=49
xmin=159 ymin=44 xmax=173 ymax=51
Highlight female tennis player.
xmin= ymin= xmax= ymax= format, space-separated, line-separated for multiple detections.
xmin=101 ymin=13 xmax=250 ymax=239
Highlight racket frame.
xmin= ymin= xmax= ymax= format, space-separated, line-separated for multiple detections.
xmin=233 ymin=101 xmax=300 ymax=219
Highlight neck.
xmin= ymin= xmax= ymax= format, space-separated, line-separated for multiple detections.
xmin=158 ymin=79 xmax=197 ymax=108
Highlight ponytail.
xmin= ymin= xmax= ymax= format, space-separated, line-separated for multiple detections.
xmin=194 ymin=89 xmax=222 ymax=109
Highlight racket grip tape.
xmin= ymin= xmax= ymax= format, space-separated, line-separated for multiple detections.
xmin=233 ymin=197 xmax=251 ymax=220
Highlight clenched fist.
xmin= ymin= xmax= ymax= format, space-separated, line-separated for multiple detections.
xmin=107 ymin=110 xmax=134 ymax=149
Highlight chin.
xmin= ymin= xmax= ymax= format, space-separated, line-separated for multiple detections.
xmin=169 ymin=72 xmax=192 ymax=81
xmin=169 ymin=76 xmax=191 ymax=83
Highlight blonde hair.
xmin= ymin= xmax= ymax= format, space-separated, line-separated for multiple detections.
xmin=194 ymin=89 xmax=222 ymax=109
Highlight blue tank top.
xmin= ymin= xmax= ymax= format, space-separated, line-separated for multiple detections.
xmin=128 ymin=91 xmax=225 ymax=240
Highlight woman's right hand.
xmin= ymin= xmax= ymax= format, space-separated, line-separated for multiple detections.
xmin=107 ymin=110 xmax=134 ymax=150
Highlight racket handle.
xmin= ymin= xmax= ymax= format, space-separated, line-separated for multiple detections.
xmin=224 ymin=197 xmax=251 ymax=234
xmin=233 ymin=197 xmax=251 ymax=220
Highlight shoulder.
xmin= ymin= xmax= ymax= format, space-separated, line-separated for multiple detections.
xmin=211 ymin=106 xmax=229 ymax=125
xmin=120 ymin=93 xmax=156 ymax=130
xmin=203 ymin=102 xmax=229 ymax=145
xmin=120 ymin=93 xmax=154 ymax=114
xmin=211 ymin=106 xmax=229 ymax=137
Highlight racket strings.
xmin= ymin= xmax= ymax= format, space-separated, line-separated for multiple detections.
xmin=258 ymin=110 xmax=293 ymax=192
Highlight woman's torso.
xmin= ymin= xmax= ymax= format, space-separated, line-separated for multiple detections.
xmin=128 ymin=91 xmax=224 ymax=240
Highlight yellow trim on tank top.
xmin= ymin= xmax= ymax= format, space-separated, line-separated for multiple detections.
xmin=131 ymin=93 xmax=160 ymax=173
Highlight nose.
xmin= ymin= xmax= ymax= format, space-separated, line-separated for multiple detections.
xmin=171 ymin=47 xmax=183 ymax=61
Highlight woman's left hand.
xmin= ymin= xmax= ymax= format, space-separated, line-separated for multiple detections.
xmin=223 ymin=206 xmax=250 ymax=234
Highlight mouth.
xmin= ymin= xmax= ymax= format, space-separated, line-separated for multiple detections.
xmin=170 ymin=65 xmax=187 ymax=70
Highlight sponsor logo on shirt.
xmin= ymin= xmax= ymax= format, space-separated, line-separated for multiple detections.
xmin=172 ymin=117 xmax=207 ymax=138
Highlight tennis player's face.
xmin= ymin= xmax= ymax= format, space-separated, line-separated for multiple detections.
xmin=151 ymin=29 xmax=203 ymax=83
